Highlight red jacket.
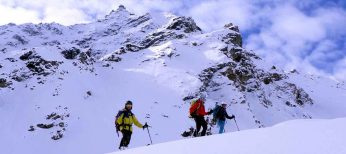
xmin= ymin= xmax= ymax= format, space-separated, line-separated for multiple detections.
xmin=189 ymin=99 xmax=208 ymax=116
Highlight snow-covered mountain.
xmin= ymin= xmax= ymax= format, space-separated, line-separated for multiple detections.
xmin=1 ymin=5 xmax=345 ymax=154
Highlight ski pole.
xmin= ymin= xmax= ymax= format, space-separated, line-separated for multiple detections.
xmin=145 ymin=123 xmax=153 ymax=145
xmin=233 ymin=118 xmax=240 ymax=131
xmin=115 ymin=125 xmax=119 ymax=137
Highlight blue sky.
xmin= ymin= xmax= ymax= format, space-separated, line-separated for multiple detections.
xmin=0 ymin=0 xmax=345 ymax=80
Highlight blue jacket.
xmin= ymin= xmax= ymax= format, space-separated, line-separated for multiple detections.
xmin=216 ymin=108 xmax=234 ymax=121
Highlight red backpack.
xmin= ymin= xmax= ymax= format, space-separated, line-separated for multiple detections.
xmin=189 ymin=99 xmax=201 ymax=117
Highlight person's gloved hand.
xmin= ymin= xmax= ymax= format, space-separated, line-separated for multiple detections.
xmin=207 ymin=109 xmax=213 ymax=115
xmin=230 ymin=115 xmax=235 ymax=119
xmin=143 ymin=123 xmax=149 ymax=129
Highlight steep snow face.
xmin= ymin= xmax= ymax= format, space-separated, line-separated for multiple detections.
xmin=109 ymin=118 xmax=346 ymax=154
xmin=0 ymin=5 xmax=346 ymax=154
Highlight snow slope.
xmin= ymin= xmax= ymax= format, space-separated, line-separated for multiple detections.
xmin=109 ymin=118 xmax=346 ymax=154
xmin=0 ymin=5 xmax=346 ymax=154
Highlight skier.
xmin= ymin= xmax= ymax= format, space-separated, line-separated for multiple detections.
xmin=215 ymin=102 xmax=235 ymax=134
xmin=115 ymin=101 xmax=148 ymax=150
xmin=189 ymin=96 xmax=213 ymax=137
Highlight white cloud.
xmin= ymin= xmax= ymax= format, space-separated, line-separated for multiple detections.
xmin=0 ymin=5 xmax=41 ymax=25
xmin=243 ymin=1 xmax=346 ymax=80
xmin=43 ymin=7 xmax=90 ymax=25
xmin=271 ymin=5 xmax=326 ymax=42
xmin=187 ymin=0 xmax=256 ymax=31
xmin=0 ymin=0 xmax=118 ymax=25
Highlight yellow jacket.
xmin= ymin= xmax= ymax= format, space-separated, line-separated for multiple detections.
xmin=116 ymin=110 xmax=143 ymax=132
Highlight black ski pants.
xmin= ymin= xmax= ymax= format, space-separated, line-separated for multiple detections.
xmin=193 ymin=116 xmax=207 ymax=136
xmin=119 ymin=129 xmax=132 ymax=148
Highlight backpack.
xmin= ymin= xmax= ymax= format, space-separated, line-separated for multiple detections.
xmin=212 ymin=105 xmax=222 ymax=122
xmin=115 ymin=110 xmax=125 ymax=131
xmin=189 ymin=99 xmax=201 ymax=117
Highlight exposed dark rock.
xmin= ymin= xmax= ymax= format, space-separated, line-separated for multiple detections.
xmin=61 ymin=47 xmax=81 ymax=59
xmin=12 ymin=34 xmax=28 ymax=45
xmin=97 ymin=23 xmax=121 ymax=36
xmin=20 ymin=51 xmax=63 ymax=76
xmin=125 ymin=44 xmax=144 ymax=52
xmin=11 ymin=75 xmax=25 ymax=82
xmin=262 ymin=98 xmax=273 ymax=107
xmin=1 ymin=48 xmax=7 ymax=53
xmin=221 ymin=32 xmax=242 ymax=47
xmin=224 ymin=67 xmax=253 ymax=85
xmin=285 ymin=101 xmax=296 ymax=107
xmin=118 ymin=5 xmax=126 ymax=10
xmin=263 ymin=77 xmax=272 ymax=85
xmin=26 ymin=62 xmax=43 ymax=73
xmin=37 ymin=123 xmax=54 ymax=129
xmin=141 ymin=31 xmax=185 ymax=48
xmin=103 ymin=54 xmax=122 ymax=62
xmin=126 ymin=13 xmax=151 ymax=27
xmin=102 ymin=63 xmax=111 ymax=67
xmin=58 ymin=122 xmax=65 ymax=127
xmin=42 ymin=23 xmax=63 ymax=35
xmin=277 ymin=83 xmax=313 ymax=106
xmin=0 ymin=78 xmax=10 ymax=88
xmin=78 ymin=50 xmax=95 ymax=65
xmin=290 ymin=69 xmax=298 ymax=74
xmin=19 ymin=51 xmax=35 ymax=61
xmin=46 ymin=112 xmax=62 ymax=120
xmin=72 ymin=37 xmax=94 ymax=48
xmin=219 ymin=46 xmax=228 ymax=52
xmin=28 ymin=126 xmax=35 ymax=131
xmin=262 ymin=73 xmax=284 ymax=85
xmin=51 ymin=130 xmax=63 ymax=140
xmin=221 ymin=47 xmax=242 ymax=59
xmin=79 ymin=52 xmax=88 ymax=63
xmin=5 ymin=58 xmax=17 ymax=62
xmin=166 ymin=17 xmax=201 ymax=33
xmin=295 ymin=88 xmax=313 ymax=106
xmin=22 ymin=25 xmax=42 ymax=36
xmin=224 ymin=23 xmax=240 ymax=32
xmin=26 ymin=57 xmax=61 ymax=75
xmin=199 ymin=62 xmax=235 ymax=92
xmin=271 ymin=73 xmax=283 ymax=81
xmin=42 ymin=40 xmax=61 ymax=46
xmin=232 ymin=52 xmax=245 ymax=62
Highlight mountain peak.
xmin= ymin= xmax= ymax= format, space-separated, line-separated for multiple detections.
xmin=166 ymin=16 xmax=202 ymax=33
xmin=224 ymin=23 xmax=240 ymax=33
xmin=104 ymin=5 xmax=132 ymax=21
xmin=117 ymin=5 xmax=126 ymax=11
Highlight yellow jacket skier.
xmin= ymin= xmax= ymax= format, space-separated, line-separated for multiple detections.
xmin=115 ymin=101 xmax=148 ymax=149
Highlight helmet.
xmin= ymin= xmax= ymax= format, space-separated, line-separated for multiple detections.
xmin=125 ymin=100 xmax=133 ymax=106
xmin=199 ymin=93 xmax=207 ymax=101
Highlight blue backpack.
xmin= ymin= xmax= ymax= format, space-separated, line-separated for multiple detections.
xmin=212 ymin=104 xmax=222 ymax=120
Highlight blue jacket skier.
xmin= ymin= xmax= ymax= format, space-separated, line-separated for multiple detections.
xmin=215 ymin=103 xmax=235 ymax=134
